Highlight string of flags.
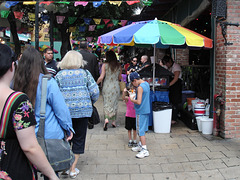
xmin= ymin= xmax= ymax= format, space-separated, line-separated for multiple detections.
xmin=1 ymin=0 xmax=153 ymax=8
xmin=0 ymin=9 xmax=133 ymax=29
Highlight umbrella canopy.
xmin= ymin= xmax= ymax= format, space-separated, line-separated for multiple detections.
xmin=98 ymin=19 xmax=213 ymax=49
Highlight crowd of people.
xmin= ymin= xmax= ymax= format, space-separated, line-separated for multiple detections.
xmin=0 ymin=41 xmax=182 ymax=179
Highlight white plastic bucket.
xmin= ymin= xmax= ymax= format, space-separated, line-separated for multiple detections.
xmin=196 ymin=116 xmax=208 ymax=132
xmin=196 ymin=117 xmax=202 ymax=132
xmin=201 ymin=118 xmax=213 ymax=135
xmin=153 ymin=109 xmax=172 ymax=133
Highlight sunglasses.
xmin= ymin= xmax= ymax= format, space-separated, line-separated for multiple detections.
xmin=132 ymin=60 xmax=137 ymax=62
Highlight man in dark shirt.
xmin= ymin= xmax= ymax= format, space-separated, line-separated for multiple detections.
xmin=79 ymin=41 xmax=99 ymax=82
xmin=127 ymin=57 xmax=139 ymax=75
xmin=43 ymin=48 xmax=58 ymax=76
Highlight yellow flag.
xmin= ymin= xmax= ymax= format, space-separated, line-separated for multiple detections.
xmin=93 ymin=18 xmax=101 ymax=25
xmin=109 ymin=1 xmax=122 ymax=6
xmin=69 ymin=27 xmax=76 ymax=32
xmin=23 ymin=1 xmax=36 ymax=5
xmin=28 ymin=13 xmax=35 ymax=21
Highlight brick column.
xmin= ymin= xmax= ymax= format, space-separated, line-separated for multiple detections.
xmin=215 ymin=0 xmax=240 ymax=138
xmin=175 ymin=49 xmax=189 ymax=66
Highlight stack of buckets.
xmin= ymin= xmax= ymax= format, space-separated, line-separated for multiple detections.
xmin=194 ymin=101 xmax=213 ymax=135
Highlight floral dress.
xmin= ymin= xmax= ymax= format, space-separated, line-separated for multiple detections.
xmin=0 ymin=92 xmax=37 ymax=180
xmin=102 ymin=63 xmax=120 ymax=121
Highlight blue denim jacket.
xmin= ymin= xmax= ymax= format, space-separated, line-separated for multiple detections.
xmin=34 ymin=73 xmax=74 ymax=139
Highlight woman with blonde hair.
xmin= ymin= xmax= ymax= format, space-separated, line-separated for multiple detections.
xmin=56 ymin=50 xmax=99 ymax=178
xmin=97 ymin=50 xmax=122 ymax=131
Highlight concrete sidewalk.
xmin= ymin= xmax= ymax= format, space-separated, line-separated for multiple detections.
xmin=58 ymin=95 xmax=240 ymax=180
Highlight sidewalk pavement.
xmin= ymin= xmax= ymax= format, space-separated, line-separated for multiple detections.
xmin=56 ymin=95 xmax=240 ymax=180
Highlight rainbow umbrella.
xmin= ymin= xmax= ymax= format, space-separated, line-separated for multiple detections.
xmin=98 ymin=19 xmax=213 ymax=91
xmin=98 ymin=19 xmax=212 ymax=48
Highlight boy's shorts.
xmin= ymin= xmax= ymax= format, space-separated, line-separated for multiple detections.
xmin=136 ymin=114 xmax=149 ymax=136
xmin=125 ymin=116 xmax=136 ymax=130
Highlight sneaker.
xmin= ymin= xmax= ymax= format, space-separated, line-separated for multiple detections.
xmin=128 ymin=141 xmax=133 ymax=147
xmin=132 ymin=144 xmax=142 ymax=152
xmin=132 ymin=142 xmax=138 ymax=147
xmin=136 ymin=148 xmax=149 ymax=159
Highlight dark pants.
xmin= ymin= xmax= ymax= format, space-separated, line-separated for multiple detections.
xmin=169 ymin=79 xmax=182 ymax=121
xmin=71 ymin=117 xmax=89 ymax=154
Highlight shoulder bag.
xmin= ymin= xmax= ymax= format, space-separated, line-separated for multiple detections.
xmin=37 ymin=75 xmax=74 ymax=172
xmin=0 ymin=92 xmax=24 ymax=166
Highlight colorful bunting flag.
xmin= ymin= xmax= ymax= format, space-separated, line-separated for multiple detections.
xmin=0 ymin=10 xmax=10 ymax=18
xmin=84 ymin=18 xmax=91 ymax=25
xmin=86 ymin=37 xmax=93 ymax=42
xmin=121 ymin=20 xmax=128 ymax=26
xmin=14 ymin=11 xmax=24 ymax=20
xmin=69 ymin=26 xmax=76 ymax=32
xmin=93 ymin=18 xmax=101 ymax=25
xmin=109 ymin=1 xmax=122 ymax=6
xmin=41 ymin=14 xmax=49 ymax=21
xmin=142 ymin=0 xmax=153 ymax=6
xmin=23 ymin=1 xmax=36 ymax=5
xmin=39 ymin=1 xmax=54 ymax=5
xmin=55 ymin=1 xmax=70 ymax=4
xmin=107 ymin=23 xmax=114 ymax=28
xmin=111 ymin=19 xmax=119 ymax=26
xmin=88 ymin=25 xmax=96 ymax=31
xmin=74 ymin=1 xmax=88 ymax=6
xmin=69 ymin=17 xmax=77 ymax=24
xmin=5 ymin=1 xmax=19 ymax=8
xmin=79 ymin=26 xmax=86 ymax=32
xmin=126 ymin=1 xmax=140 ymax=5
xmin=103 ymin=19 xmax=110 ymax=24
xmin=96 ymin=24 xmax=105 ymax=29
xmin=28 ymin=13 xmax=35 ymax=21
xmin=93 ymin=1 xmax=103 ymax=8
xmin=56 ymin=16 xmax=65 ymax=24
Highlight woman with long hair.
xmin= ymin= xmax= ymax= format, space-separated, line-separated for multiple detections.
xmin=55 ymin=50 xmax=99 ymax=178
xmin=0 ymin=44 xmax=59 ymax=180
xmin=97 ymin=50 xmax=122 ymax=131
xmin=14 ymin=47 xmax=74 ymax=179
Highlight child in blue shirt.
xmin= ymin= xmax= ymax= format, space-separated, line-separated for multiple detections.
xmin=129 ymin=72 xmax=150 ymax=159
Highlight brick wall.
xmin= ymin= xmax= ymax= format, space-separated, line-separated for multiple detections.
xmin=175 ymin=49 xmax=189 ymax=66
xmin=215 ymin=0 xmax=240 ymax=138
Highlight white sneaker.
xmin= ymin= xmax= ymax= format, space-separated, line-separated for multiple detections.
xmin=132 ymin=144 xmax=142 ymax=152
xmin=136 ymin=149 xmax=149 ymax=159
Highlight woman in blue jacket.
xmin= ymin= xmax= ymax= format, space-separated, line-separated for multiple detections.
xmin=56 ymin=50 xmax=99 ymax=179
xmin=13 ymin=47 xmax=74 ymax=179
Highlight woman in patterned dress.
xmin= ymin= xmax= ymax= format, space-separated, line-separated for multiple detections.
xmin=97 ymin=51 xmax=122 ymax=131
xmin=0 ymin=44 xmax=59 ymax=179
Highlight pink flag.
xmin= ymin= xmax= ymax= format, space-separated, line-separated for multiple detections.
xmin=56 ymin=16 xmax=65 ymax=24
xmin=74 ymin=1 xmax=88 ymax=6
xmin=121 ymin=20 xmax=128 ymax=26
xmin=88 ymin=25 xmax=96 ymax=31
xmin=86 ymin=37 xmax=93 ymax=42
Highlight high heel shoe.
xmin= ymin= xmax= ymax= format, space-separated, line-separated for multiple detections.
xmin=103 ymin=119 xmax=108 ymax=131
xmin=112 ymin=123 xmax=116 ymax=128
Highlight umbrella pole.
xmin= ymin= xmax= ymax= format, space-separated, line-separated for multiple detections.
xmin=153 ymin=44 xmax=156 ymax=92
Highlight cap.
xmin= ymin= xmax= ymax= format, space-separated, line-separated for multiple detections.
xmin=129 ymin=72 xmax=140 ymax=82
